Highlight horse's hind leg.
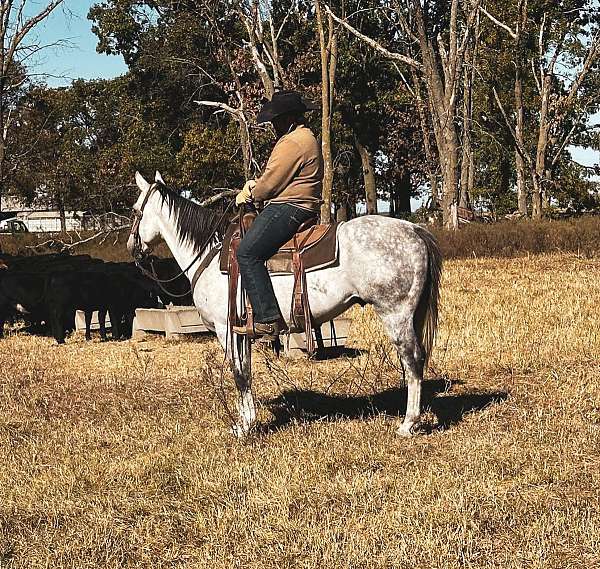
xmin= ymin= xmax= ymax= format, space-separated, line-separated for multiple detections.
xmin=378 ymin=311 xmax=425 ymax=436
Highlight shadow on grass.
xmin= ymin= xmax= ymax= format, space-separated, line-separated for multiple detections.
xmin=261 ymin=378 xmax=508 ymax=434
xmin=313 ymin=346 xmax=365 ymax=360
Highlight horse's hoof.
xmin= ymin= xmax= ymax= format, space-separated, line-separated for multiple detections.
xmin=396 ymin=422 xmax=420 ymax=437
xmin=231 ymin=424 xmax=249 ymax=438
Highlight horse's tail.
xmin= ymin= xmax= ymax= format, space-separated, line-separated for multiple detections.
xmin=412 ymin=225 xmax=443 ymax=367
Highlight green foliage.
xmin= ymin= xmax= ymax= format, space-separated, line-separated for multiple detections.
xmin=177 ymin=122 xmax=245 ymax=196
xmin=1 ymin=0 xmax=598 ymax=218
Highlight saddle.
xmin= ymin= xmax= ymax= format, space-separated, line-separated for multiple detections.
xmin=221 ymin=212 xmax=341 ymax=355
xmin=219 ymin=214 xmax=340 ymax=275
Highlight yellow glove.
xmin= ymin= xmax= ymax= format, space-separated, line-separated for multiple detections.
xmin=235 ymin=179 xmax=256 ymax=206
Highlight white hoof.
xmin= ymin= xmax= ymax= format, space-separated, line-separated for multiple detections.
xmin=231 ymin=423 xmax=255 ymax=438
xmin=231 ymin=424 xmax=247 ymax=438
xmin=396 ymin=421 xmax=419 ymax=437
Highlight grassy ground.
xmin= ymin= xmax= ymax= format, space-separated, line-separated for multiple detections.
xmin=1 ymin=253 xmax=599 ymax=568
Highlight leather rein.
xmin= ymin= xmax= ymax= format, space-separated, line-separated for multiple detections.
xmin=130 ymin=183 xmax=235 ymax=299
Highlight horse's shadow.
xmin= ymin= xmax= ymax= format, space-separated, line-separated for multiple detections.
xmin=260 ymin=378 xmax=508 ymax=434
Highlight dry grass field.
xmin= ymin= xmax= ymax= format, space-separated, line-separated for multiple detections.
xmin=1 ymin=252 xmax=599 ymax=568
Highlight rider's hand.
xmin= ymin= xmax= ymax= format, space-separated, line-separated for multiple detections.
xmin=235 ymin=179 xmax=256 ymax=206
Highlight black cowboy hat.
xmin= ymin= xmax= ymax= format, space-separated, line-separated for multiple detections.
xmin=256 ymin=90 xmax=319 ymax=124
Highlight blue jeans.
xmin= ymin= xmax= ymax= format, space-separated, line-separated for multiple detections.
xmin=236 ymin=203 xmax=315 ymax=323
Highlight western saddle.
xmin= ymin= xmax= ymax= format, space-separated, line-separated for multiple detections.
xmin=220 ymin=210 xmax=340 ymax=355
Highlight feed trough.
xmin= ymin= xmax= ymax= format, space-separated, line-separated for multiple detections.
xmin=132 ymin=305 xmax=210 ymax=339
xmin=284 ymin=316 xmax=352 ymax=358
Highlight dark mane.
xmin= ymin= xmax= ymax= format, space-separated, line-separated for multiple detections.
xmin=155 ymin=183 xmax=229 ymax=253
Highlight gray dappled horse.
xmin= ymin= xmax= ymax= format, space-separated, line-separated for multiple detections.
xmin=128 ymin=172 xmax=442 ymax=437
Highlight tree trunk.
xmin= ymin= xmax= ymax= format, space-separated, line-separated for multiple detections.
xmin=411 ymin=69 xmax=439 ymax=208
xmin=460 ymin=21 xmax=478 ymax=211
xmin=315 ymin=0 xmax=337 ymax=223
xmin=336 ymin=201 xmax=348 ymax=221
xmin=354 ymin=134 xmax=377 ymax=214
xmin=416 ymin=7 xmax=461 ymax=230
xmin=57 ymin=198 xmax=67 ymax=233
xmin=459 ymin=102 xmax=472 ymax=210
xmin=514 ymin=71 xmax=527 ymax=214
xmin=514 ymin=3 xmax=528 ymax=217
xmin=392 ymin=170 xmax=412 ymax=215
xmin=441 ymin=139 xmax=460 ymax=229
xmin=533 ymin=87 xmax=550 ymax=220
xmin=531 ymin=174 xmax=543 ymax=219
xmin=516 ymin=150 xmax=527 ymax=215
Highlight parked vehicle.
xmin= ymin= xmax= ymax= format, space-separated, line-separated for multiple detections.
xmin=0 ymin=217 xmax=28 ymax=233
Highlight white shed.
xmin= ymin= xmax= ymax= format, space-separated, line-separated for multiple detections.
xmin=18 ymin=210 xmax=89 ymax=232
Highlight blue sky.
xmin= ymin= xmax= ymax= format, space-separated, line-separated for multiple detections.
xmin=28 ymin=1 xmax=127 ymax=86
xmin=30 ymin=2 xmax=600 ymax=177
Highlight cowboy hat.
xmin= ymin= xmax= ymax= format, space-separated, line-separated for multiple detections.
xmin=256 ymin=90 xmax=319 ymax=124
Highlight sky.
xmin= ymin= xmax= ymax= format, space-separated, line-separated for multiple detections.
xmin=27 ymin=1 xmax=600 ymax=186
xmin=27 ymin=0 xmax=127 ymax=86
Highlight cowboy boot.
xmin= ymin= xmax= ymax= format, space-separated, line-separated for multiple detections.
xmin=233 ymin=319 xmax=288 ymax=341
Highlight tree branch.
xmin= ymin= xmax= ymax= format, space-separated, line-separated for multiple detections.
xmin=199 ymin=189 xmax=239 ymax=207
xmin=324 ymin=4 xmax=422 ymax=69
xmin=195 ymin=100 xmax=241 ymax=117
xmin=479 ymin=6 xmax=516 ymax=39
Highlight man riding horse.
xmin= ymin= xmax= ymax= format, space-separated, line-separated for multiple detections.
xmin=233 ymin=90 xmax=323 ymax=341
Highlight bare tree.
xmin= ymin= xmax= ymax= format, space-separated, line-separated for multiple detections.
xmin=0 ymin=0 xmax=67 ymax=211
xmin=315 ymin=0 xmax=338 ymax=223
xmin=353 ymin=132 xmax=377 ymax=214
xmin=196 ymin=1 xmax=291 ymax=182
xmin=486 ymin=2 xmax=600 ymax=219
xmin=238 ymin=0 xmax=288 ymax=97
xmin=327 ymin=0 xmax=482 ymax=229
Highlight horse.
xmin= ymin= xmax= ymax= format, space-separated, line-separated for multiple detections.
xmin=128 ymin=172 xmax=442 ymax=437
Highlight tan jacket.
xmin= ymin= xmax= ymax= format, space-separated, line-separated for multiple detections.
xmin=252 ymin=124 xmax=323 ymax=212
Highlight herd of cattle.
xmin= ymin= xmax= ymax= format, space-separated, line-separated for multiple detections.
xmin=0 ymin=252 xmax=193 ymax=343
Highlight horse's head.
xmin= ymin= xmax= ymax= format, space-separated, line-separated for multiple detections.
xmin=127 ymin=171 xmax=165 ymax=259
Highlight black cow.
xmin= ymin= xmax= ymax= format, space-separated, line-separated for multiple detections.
xmin=45 ymin=265 xmax=159 ymax=343
xmin=0 ymin=254 xmax=160 ymax=343
xmin=0 ymin=253 xmax=104 ymax=337
xmin=145 ymin=257 xmax=194 ymax=306
xmin=82 ymin=264 xmax=159 ymax=339
xmin=0 ymin=272 xmax=56 ymax=339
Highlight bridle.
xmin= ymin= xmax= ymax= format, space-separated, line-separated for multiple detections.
xmin=129 ymin=182 xmax=158 ymax=263
xmin=129 ymin=182 xmax=235 ymax=299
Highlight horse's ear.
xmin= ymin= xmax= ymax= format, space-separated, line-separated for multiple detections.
xmin=135 ymin=171 xmax=151 ymax=193
xmin=155 ymin=171 xmax=165 ymax=185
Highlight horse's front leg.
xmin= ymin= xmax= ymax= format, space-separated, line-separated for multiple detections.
xmin=216 ymin=325 xmax=256 ymax=437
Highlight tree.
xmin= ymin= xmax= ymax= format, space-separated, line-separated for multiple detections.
xmin=328 ymin=0 xmax=483 ymax=229
xmin=0 ymin=0 xmax=68 ymax=211
xmin=315 ymin=0 xmax=338 ymax=222
xmin=485 ymin=0 xmax=600 ymax=218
